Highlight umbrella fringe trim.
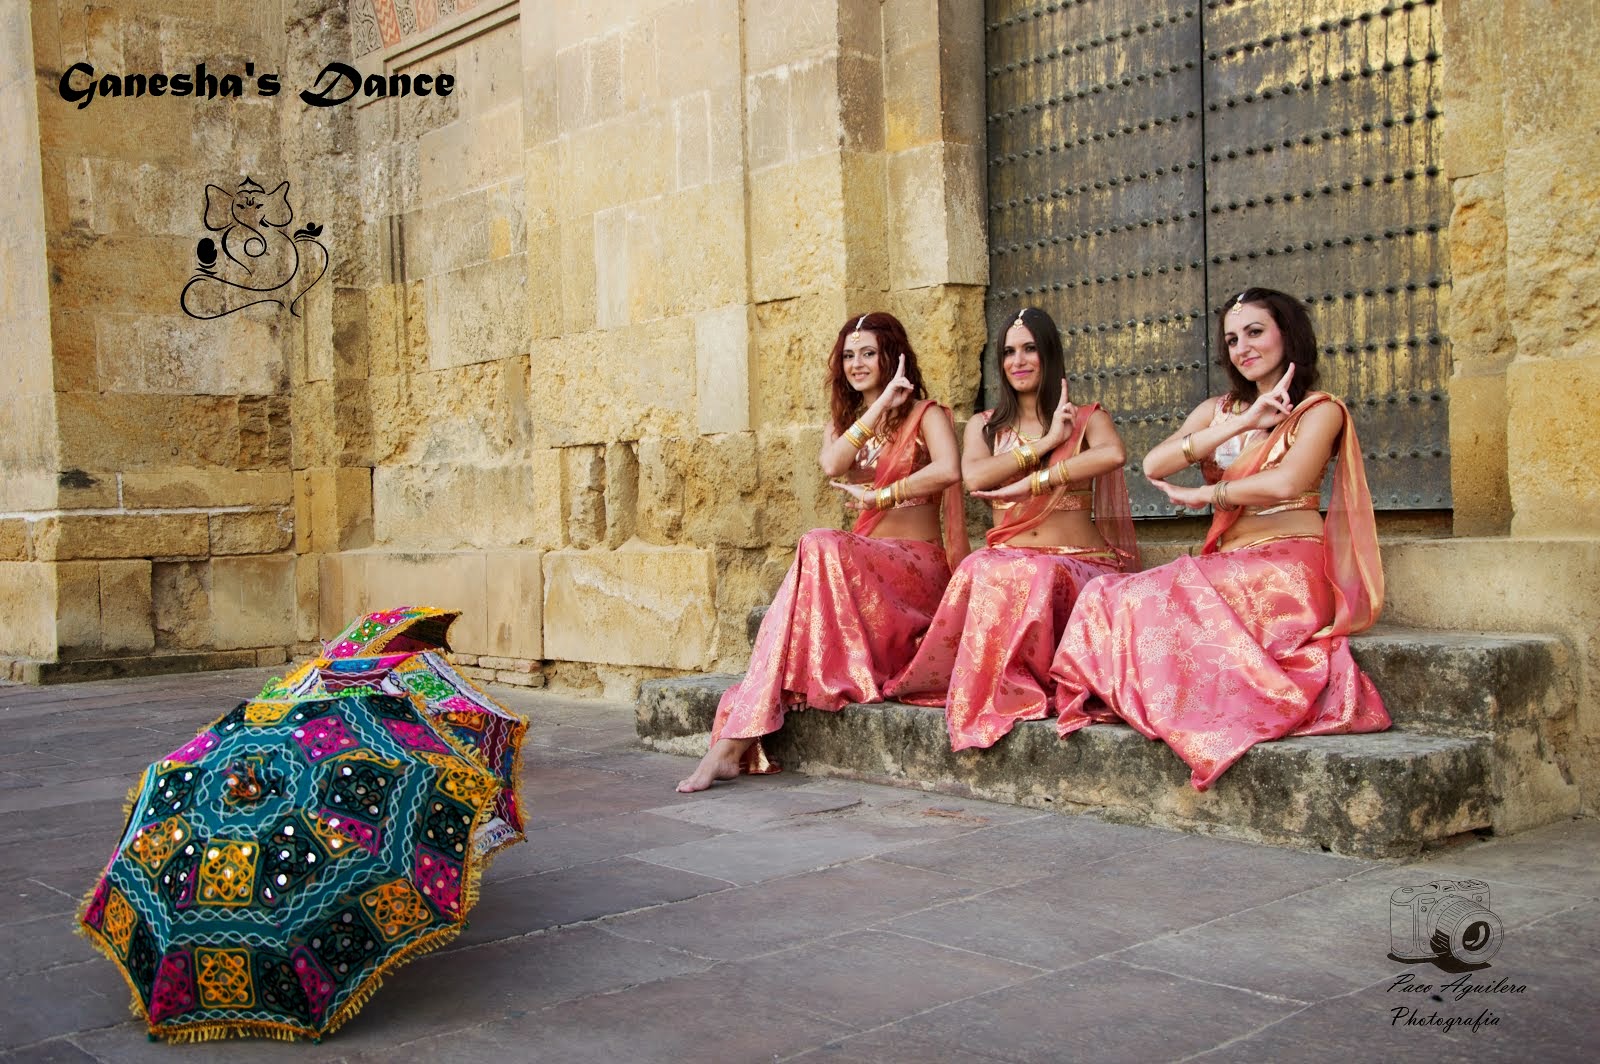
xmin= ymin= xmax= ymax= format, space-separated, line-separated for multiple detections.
xmin=77 ymin=894 xmax=486 ymax=1043
xmin=71 ymin=767 xmax=157 ymax=1023
xmin=72 ymin=665 xmax=525 ymax=1045
xmin=75 ymin=775 xmax=503 ymax=1043
xmin=76 ymin=917 xmax=156 ymax=1027
xmin=158 ymin=1019 xmax=308 ymax=1044
xmin=316 ymin=918 xmax=472 ymax=1038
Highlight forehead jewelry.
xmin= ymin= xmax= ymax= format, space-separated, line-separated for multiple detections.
xmin=1014 ymin=308 xmax=1028 ymax=327
xmin=849 ymin=314 xmax=868 ymax=343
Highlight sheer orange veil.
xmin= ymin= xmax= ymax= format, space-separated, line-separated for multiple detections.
xmin=1199 ymin=392 xmax=1383 ymax=636
xmin=984 ymin=403 xmax=1140 ymax=570
xmin=851 ymin=398 xmax=971 ymax=568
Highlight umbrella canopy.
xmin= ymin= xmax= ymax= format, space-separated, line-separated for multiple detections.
xmin=79 ymin=691 xmax=502 ymax=1042
xmin=258 ymin=607 xmax=528 ymax=857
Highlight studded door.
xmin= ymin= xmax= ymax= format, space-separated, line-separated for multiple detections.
xmin=985 ymin=0 xmax=1450 ymax=514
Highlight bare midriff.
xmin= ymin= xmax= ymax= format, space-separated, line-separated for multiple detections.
xmin=999 ymin=505 xmax=1108 ymax=550
xmin=867 ymin=503 xmax=943 ymax=544
xmin=1219 ymin=507 xmax=1325 ymax=552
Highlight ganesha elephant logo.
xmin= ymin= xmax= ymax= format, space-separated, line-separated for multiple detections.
xmin=179 ymin=177 xmax=329 ymax=319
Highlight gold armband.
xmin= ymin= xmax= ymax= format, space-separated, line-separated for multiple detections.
xmin=1181 ymin=433 xmax=1197 ymax=465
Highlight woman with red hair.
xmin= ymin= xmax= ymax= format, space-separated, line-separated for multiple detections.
xmin=677 ymin=312 xmax=967 ymax=792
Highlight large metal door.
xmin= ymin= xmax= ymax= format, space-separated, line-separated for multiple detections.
xmin=985 ymin=0 xmax=1450 ymax=514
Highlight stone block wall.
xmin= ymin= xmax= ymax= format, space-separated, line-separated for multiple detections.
xmin=301 ymin=0 xmax=990 ymax=694
xmin=3 ymin=1 xmax=305 ymax=676
xmin=1444 ymin=0 xmax=1600 ymax=539
xmin=0 ymin=2 xmax=58 ymax=660
xmin=4 ymin=1 xmax=988 ymax=683
xmin=1425 ymin=0 xmax=1600 ymax=807
xmin=509 ymin=0 xmax=987 ymax=689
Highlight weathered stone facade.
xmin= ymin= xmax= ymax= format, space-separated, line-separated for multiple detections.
xmin=2 ymin=2 xmax=1597 ymax=812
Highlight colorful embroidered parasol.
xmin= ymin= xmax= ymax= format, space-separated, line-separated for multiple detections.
xmin=257 ymin=607 xmax=528 ymax=857
xmin=79 ymin=691 xmax=503 ymax=1042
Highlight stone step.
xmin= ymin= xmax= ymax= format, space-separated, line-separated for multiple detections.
xmin=636 ymin=674 xmax=1490 ymax=859
xmin=743 ymin=609 xmax=1571 ymax=740
xmin=1348 ymin=627 xmax=1572 ymax=738
xmin=638 ymin=626 xmax=1581 ymax=858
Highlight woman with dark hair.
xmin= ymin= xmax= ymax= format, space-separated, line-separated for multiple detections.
xmin=884 ymin=307 xmax=1138 ymax=750
xmin=1049 ymin=287 xmax=1389 ymax=789
xmin=677 ymin=312 xmax=967 ymax=792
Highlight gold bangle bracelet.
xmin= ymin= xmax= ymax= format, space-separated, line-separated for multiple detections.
xmin=876 ymin=486 xmax=894 ymax=510
xmin=1028 ymin=469 xmax=1048 ymax=496
xmin=1012 ymin=439 xmax=1039 ymax=471
xmin=1181 ymin=433 xmax=1197 ymax=465
xmin=843 ymin=420 xmax=871 ymax=449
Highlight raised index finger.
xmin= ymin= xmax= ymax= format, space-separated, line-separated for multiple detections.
xmin=1275 ymin=363 xmax=1295 ymax=393
xmin=896 ymin=354 xmax=906 ymax=378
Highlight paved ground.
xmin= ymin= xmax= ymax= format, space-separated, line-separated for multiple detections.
xmin=2 ymin=667 xmax=1596 ymax=1063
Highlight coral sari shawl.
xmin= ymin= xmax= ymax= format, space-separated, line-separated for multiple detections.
xmin=854 ymin=398 xmax=970 ymax=568
xmin=1201 ymin=392 xmax=1383 ymax=637
xmin=985 ymin=402 xmax=1139 ymax=566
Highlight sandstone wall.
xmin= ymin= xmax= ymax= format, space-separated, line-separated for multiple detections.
xmin=317 ymin=0 xmax=990 ymax=693
xmin=0 ymin=2 xmax=58 ymax=660
xmin=1430 ymin=0 xmax=1600 ymax=808
xmin=0 ymin=1 xmax=301 ymax=676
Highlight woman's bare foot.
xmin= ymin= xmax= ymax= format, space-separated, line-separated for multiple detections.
xmin=676 ymin=738 xmax=756 ymax=793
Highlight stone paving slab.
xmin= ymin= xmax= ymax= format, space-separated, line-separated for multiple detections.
xmin=0 ymin=669 xmax=1595 ymax=1062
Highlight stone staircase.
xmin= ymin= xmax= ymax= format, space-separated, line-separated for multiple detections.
xmin=636 ymin=624 xmax=1580 ymax=859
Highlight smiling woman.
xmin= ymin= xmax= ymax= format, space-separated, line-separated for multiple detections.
xmin=881 ymin=306 xmax=1138 ymax=751
xmin=1050 ymin=287 xmax=1390 ymax=790
xmin=676 ymin=311 xmax=968 ymax=793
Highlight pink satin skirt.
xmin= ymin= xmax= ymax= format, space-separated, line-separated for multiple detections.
xmin=713 ymin=530 xmax=952 ymax=767
xmin=1051 ymin=537 xmax=1389 ymax=790
xmin=886 ymin=545 xmax=1122 ymax=751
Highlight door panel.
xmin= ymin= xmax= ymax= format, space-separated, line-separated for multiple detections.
xmin=984 ymin=0 xmax=1451 ymax=512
